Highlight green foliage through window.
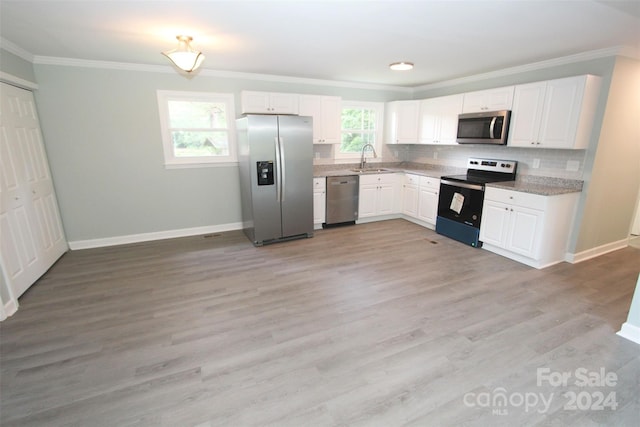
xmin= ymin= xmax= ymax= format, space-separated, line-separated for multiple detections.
xmin=341 ymin=107 xmax=377 ymax=153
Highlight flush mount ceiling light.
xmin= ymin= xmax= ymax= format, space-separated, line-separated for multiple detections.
xmin=389 ymin=62 xmax=414 ymax=71
xmin=162 ymin=35 xmax=205 ymax=73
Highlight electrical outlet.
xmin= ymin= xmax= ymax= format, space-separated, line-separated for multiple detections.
xmin=433 ymin=151 xmax=438 ymax=160
xmin=532 ymin=158 xmax=540 ymax=169
xmin=393 ymin=150 xmax=398 ymax=158
xmin=566 ymin=160 xmax=580 ymax=172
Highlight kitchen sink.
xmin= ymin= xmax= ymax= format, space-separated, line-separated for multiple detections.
xmin=351 ymin=168 xmax=392 ymax=174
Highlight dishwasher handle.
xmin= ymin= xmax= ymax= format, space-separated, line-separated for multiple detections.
xmin=330 ymin=177 xmax=358 ymax=185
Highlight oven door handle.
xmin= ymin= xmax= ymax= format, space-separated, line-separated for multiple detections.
xmin=440 ymin=179 xmax=485 ymax=191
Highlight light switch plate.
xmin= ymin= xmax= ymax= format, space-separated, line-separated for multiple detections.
xmin=532 ymin=158 xmax=540 ymax=169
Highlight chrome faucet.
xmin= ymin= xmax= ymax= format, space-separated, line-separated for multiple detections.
xmin=359 ymin=143 xmax=377 ymax=169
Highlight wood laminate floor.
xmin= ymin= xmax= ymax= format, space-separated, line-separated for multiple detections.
xmin=1 ymin=219 xmax=639 ymax=427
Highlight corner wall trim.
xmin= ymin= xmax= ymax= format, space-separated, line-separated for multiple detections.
xmin=617 ymin=323 xmax=640 ymax=345
xmin=565 ymin=238 xmax=628 ymax=264
xmin=68 ymin=222 xmax=244 ymax=250
xmin=0 ymin=71 xmax=38 ymax=90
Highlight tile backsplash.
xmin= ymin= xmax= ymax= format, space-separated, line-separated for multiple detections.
xmin=313 ymin=143 xmax=587 ymax=180
xmin=401 ymin=145 xmax=586 ymax=180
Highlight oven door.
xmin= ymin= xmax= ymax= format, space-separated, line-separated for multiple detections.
xmin=437 ymin=179 xmax=485 ymax=228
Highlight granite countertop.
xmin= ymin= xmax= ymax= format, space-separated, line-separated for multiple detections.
xmin=314 ymin=162 xmax=465 ymax=179
xmin=314 ymin=162 xmax=583 ymax=196
xmin=487 ymin=177 xmax=583 ymax=196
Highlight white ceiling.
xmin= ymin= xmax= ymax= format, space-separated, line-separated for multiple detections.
xmin=1 ymin=1 xmax=639 ymax=87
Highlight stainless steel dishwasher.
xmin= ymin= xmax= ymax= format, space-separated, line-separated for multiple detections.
xmin=324 ymin=175 xmax=359 ymax=227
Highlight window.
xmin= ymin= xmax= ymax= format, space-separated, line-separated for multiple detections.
xmin=157 ymin=90 xmax=236 ymax=167
xmin=337 ymin=101 xmax=384 ymax=159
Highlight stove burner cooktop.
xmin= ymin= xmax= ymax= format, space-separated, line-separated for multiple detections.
xmin=441 ymin=157 xmax=518 ymax=185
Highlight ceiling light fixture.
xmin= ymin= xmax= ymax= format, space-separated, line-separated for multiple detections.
xmin=162 ymin=35 xmax=205 ymax=73
xmin=389 ymin=62 xmax=414 ymax=71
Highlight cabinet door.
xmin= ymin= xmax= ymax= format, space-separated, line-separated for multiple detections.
xmin=417 ymin=188 xmax=438 ymax=224
xmin=479 ymin=201 xmax=510 ymax=247
xmin=402 ymin=184 xmax=418 ymax=217
xmin=387 ymin=101 xmax=419 ymax=144
xmin=437 ymin=94 xmax=464 ymax=145
xmin=320 ymin=96 xmax=341 ymax=144
xmin=358 ymin=184 xmax=378 ymax=218
xmin=418 ymin=98 xmax=439 ymax=144
xmin=507 ymin=206 xmax=543 ymax=258
xmin=269 ymin=93 xmax=299 ymax=114
xmin=313 ymin=190 xmax=326 ymax=224
xmin=462 ymin=87 xmax=514 ymax=113
xmin=298 ymin=95 xmax=322 ymax=141
xmin=241 ymin=91 xmax=298 ymax=114
xmin=538 ymin=76 xmax=583 ymax=148
xmin=377 ymin=184 xmax=396 ymax=215
xmin=508 ymin=82 xmax=546 ymax=147
xmin=241 ymin=91 xmax=271 ymax=113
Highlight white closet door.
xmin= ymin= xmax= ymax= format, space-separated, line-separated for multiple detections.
xmin=0 ymin=82 xmax=67 ymax=299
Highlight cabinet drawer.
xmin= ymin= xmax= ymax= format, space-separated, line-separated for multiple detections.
xmin=419 ymin=176 xmax=440 ymax=190
xmin=404 ymin=174 xmax=419 ymax=186
xmin=485 ymin=187 xmax=546 ymax=209
xmin=359 ymin=173 xmax=397 ymax=185
xmin=313 ymin=177 xmax=326 ymax=191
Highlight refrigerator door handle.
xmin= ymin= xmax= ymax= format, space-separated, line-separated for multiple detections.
xmin=274 ymin=137 xmax=283 ymax=202
xmin=278 ymin=137 xmax=286 ymax=202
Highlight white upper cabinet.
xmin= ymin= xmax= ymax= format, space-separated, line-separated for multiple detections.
xmin=385 ymin=100 xmax=420 ymax=144
xmin=462 ymin=86 xmax=514 ymax=113
xmin=419 ymin=94 xmax=463 ymax=145
xmin=508 ymin=75 xmax=601 ymax=149
xmin=298 ymin=95 xmax=341 ymax=144
xmin=241 ymin=91 xmax=299 ymax=114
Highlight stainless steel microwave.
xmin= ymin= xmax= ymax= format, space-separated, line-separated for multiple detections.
xmin=456 ymin=110 xmax=511 ymax=145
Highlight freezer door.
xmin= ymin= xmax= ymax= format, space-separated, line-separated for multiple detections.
xmin=246 ymin=115 xmax=283 ymax=243
xmin=277 ymin=115 xmax=314 ymax=238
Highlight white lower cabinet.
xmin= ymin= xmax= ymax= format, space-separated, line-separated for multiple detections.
xmin=313 ymin=178 xmax=326 ymax=228
xmin=480 ymin=187 xmax=579 ymax=269
xmin=417 ymin=176 xmax=439 ymax=226
xmin=401 ymin=174 xmax=439 ymax=229
xmin=401 ymin=174 xmax=419 ymax=217
xmin=358 ymin=174 xmax=401 ymax=220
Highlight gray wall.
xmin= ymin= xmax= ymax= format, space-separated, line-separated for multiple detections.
xmin=31 ymin=64 xmax=406 ymax=243
xmin=573 ymin=57 xmax=640 ymax=253
xmin=0 ymin=47 xmax=36 ymax=83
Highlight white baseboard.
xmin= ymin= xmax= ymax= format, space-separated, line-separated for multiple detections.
xmin=68 ymin=222 xmax=244 ymax=250
xmin=617 ymin=322 xmax=640 ymax=345
xmin=565 ymin=238 xmax=629 ymax=264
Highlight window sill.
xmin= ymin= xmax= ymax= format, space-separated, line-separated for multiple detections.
xmin=164 ymin=161 xmax=239 ymax=169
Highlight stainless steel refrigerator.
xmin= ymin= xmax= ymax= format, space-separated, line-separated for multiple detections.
xmin=237 ymin=115 xmax=314 ymax=246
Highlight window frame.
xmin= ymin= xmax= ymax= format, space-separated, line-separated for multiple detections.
xmin=335 ymin=100 xmax=384 ymax=160
xmin=157 ymin=90 xmax=237 ymax=168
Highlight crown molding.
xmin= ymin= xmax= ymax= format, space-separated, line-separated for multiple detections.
xmin=0 ymin=38 xmax=35 ymax=62
xmin=13 ymin=44 xmax=635 ymax=93
xmin=414 ymin=46 xmax=634 ymax=91
xmin=32 ymin=55 xmax=413 ymax=93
